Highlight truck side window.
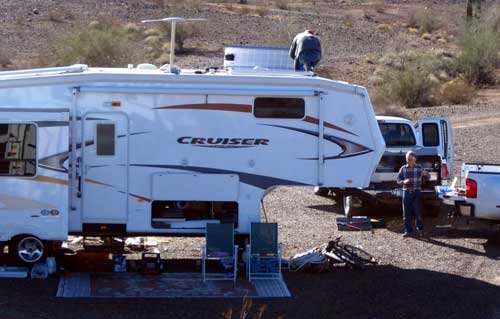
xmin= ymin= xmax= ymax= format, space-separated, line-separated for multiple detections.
xmin=96 ymin=123 xmax=115 ymax=156
xmin=253 ymin=97 xmax=305 ymax=119
xmin=422 ymin=123 xmax=439 ymax=147
xmin=0 ymin=123 xmax=37 ymax=176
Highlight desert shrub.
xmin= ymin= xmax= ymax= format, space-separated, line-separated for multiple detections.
xmin=374 ymin=0 xmax=386 ymax=14
xmin=377 ymin=54 xmax=440 ymax=108
xmin=456 ymin=8 xmax=500 ymax=84
xmin=408 ymin=9 xmax=440 ymax=34
xmin=0 ymin=50 xmax=11 ymax=67
xmin=51 ymin=18 xmax=146 ymax=67
xmin=239 ymin=5 xmax=252 ymax=15
xmin=438 ymin=77 xmax=475 ymax=104
xmin=255 ymin=6 xmax=268 ymax=17
xmin=275 ymin=0 xmax=289 ymax=10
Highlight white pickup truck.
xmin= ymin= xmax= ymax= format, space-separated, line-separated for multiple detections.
xmin=316 ymin=115 xmax=454 ymax=217
xmin=438 ymin=163 xmax=500 ymax=221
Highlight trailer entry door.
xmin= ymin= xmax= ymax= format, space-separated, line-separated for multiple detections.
xmin=82 ymin=112 xmax=128 ymax=225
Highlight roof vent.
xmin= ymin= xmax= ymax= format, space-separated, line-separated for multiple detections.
xmin=136 ymin=63 xmax=158 ymax=70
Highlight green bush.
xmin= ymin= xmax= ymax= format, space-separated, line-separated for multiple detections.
xmin=378 ymin=55 xmax=440 ymax=108
xmin=408 ymin=9 xmax=440 ymax=34
xmin=51 ymin=19 xmax=146 ymax=67
xmin=456 ymin=9 xmax=500 ymax=85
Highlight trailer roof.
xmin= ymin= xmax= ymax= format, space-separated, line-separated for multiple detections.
xmin=0 ymin=64 xmax=365 ymax=96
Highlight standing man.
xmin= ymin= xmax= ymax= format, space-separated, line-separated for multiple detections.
xmin=396 ymin=151 xmax=429 ymax=237
xmin=289 ymin=30 xmax=322 ymax=72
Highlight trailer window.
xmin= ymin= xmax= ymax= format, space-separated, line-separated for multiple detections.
xmin=378 ymin=123 xmax=416 ymax=146
xmin=0 ymin=123 xmax=37 ymax=176
xmin=96 ymin=123 xmax=115 ymax=156
xmin=253 ymin=97 xmax=305 ymax=119
xmin=422 ymin=123 xmax=440 ymax=147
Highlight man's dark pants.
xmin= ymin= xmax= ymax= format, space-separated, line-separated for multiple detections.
xmin=402 ymin=190 xmax=423 ymax=234
xmin=295 ymin=51 xmax=321 ymax=71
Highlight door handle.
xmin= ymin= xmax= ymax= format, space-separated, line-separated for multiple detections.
xmin=30 ymin=215 xmax=40 ymax=218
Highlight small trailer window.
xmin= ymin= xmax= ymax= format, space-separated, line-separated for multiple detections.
xmin=96 ymin=123 xmax=115 ymax=156
xmin=253 ymin=97 xmax=305 ymax=119
xmin=422 ymin=123 xmax=440 ymax=147
xmin=0 ymin=123 xmax=37 ymax=176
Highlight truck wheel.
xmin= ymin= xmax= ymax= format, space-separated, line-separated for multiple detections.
xmin=313 ymin=187 xmax=330 ymax=197
xmin=9 ymin=235 xmax=45 ymax=264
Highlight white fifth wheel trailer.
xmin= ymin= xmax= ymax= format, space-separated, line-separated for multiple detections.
xmin=0 ymin=48 xmax=385 ymax=263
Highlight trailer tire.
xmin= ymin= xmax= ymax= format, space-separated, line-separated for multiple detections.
xmin=9 ymin=235 xmax=45 ymax=265
xmin=313 ymin=187 xmax=330 ymax=197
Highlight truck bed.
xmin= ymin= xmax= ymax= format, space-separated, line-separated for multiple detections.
xmin=438 ymin=163 xmax=500 ymax=220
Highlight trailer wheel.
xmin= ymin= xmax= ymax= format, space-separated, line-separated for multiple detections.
xmin=9 ymin=236 xmax=45 ymax=264
xmin=313 ymin=187 xmax=330 ymax=197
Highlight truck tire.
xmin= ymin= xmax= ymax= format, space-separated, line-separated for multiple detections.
xmin=9 ymin=235 xmax=45 ymax=265
xmin=313 ymin=187 xmax=330 ymax=197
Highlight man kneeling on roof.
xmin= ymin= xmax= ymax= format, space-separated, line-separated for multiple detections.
xmin=289 ymin=30 xmax=322 ymax=72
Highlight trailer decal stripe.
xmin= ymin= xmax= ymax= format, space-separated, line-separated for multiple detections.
xmin=38 ymin=131 xmax=151 ymax=174
xmin=32 ymin=175 xmax=69 ymax=185
xmin=130 ymin=164 xmax=309 ymax=189
xmin=302 ymin=116 xmax=358 ymax=137
xmin=156 ymin=104 xmax=357 ymax=136
xmin=154 ymin=103 xmax=252 ymax=113
xmin=129 ymin=193 xmax=152 ymax=202
xmin=84 ymin=178 xmax=114 ymax=187
xmin=260 ymin=124 xmax=373 ymax=160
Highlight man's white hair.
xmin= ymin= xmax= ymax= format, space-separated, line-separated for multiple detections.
xmin=406 ymin=150 xmax=416 ymax=161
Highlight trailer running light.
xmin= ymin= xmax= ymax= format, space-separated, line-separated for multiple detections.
xmin=465 ymin=178 xmax=477 ymax=198
xmin=40 ymin=209 xmax=50 ymax=216
xmin=50 ymin=209 xmax=60 ymax=216
xmin=441 ymin=163 xmax=449 ymax=180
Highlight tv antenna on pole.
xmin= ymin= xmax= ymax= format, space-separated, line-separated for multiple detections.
xmin=141 ymin=17 xmax=207 ymax=73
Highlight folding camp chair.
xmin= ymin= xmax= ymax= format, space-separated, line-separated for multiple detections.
xmin=246 ymin=222 xmax=282 ymax=282
xmin=202 ymin=223 xmax=238 ymax=283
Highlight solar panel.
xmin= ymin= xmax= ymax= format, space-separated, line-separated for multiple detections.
xmin=224 ymin=46 xmax=294 ymax=71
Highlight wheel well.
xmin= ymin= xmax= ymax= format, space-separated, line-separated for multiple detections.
xmin=9 ymin=234 xmax=39 ymax=242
